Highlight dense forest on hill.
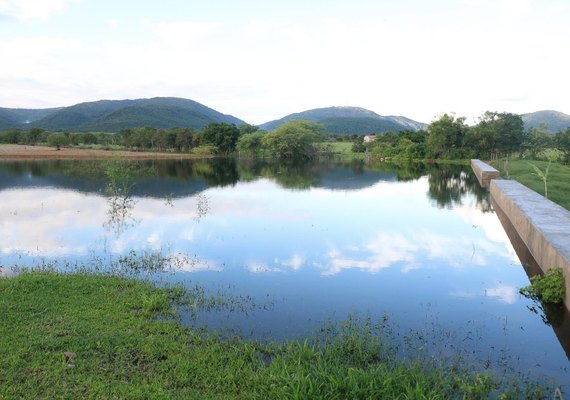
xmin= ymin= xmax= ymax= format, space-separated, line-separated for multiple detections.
xmin=0 ymin=98 xmax=244 ymax=132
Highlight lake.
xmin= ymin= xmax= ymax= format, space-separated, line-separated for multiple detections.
xmin=0 ymin=158 xmax=568 ymax=388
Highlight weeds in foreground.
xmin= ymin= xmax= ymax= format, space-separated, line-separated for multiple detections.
xmin=0 ymin=272 xmax=562 ymax=399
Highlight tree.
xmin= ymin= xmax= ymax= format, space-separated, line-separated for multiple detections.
xmin=261 ymin=120 xmax=323 ymax=160
xmin=466 ymin=111 xmax=524 ymax=159
xmin=236 ymin=131 xmax=265 ymax=157
xmin=555 ymin=128 xmax=570 ymax=164
xmin=239 ymin=124 xmax=259 ymax=136
xmin=425 ymin=114 xmax=468 ymax=159
xmin=199 ymin=123 xmax=241 ymax=154
xmin=492 ymin=112 xmax=525 ymax=156
xmin=351 ymin=136 xmax=366 ymax=153
xmin=157 ymin=129 xmax=177 ymax=151
xmin=24 ymin=127 xmax=46 ymax=145
xmin=173 ymin=127 xmax=194 ymax=152
xmin=521 ymin=126 xmax=552 ymax=159
xmin=0 ymin=128 xmax=22 ymax=144
xmin=47 ymin=133 xmax=70 ymax=150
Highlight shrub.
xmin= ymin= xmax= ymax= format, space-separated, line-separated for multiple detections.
xmin=519 ymin=268 xmax=565 ymax=304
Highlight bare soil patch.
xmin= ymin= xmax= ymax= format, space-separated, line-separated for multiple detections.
xmin=0 ymin=145 xmax=208 ymax=160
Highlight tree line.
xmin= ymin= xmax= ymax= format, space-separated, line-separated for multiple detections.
xmin=1 ymin=112 xmax=569 ymax=163
xmin=355 ymin=112 xmax=570 ymax=164
xmin=0 ymin=121 xmax=326 ymax=160
xmin=0 ymin=124 xmax=256 ymax=154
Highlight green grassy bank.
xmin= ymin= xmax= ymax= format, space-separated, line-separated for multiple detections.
xmin=0 ymin=272 xmax=557 ymax=399
xmin=492 ymin=159 xmax=570 ymax=211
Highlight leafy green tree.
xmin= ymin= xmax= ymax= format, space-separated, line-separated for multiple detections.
xmin=491 ymin=112 xmax=525 ymax=156
xmin=521 ymin=126 xmax=552 ymax=159
xmin=236 ymin=131 xmax=266 ymax=157
xmin=465 ymin=112 xmax=525 ymax=159
xmin=173 ymin=127 xmax=194 ymax=152
xmin=239 ymin=124 xmax=259 ymax=136
xmin=351 ymin=137 xmax=366 ymax=153
xmin=425 ymin=114 xmax=468 ymax=159
xmin=0 ymin=128 xmax=23 ymax=144
xmin=555 ymin=128 xmax=570 ymax=164
xmin=83 ymin=132 xmax=98 ymax=145
xmin=157 ymin=129 xmax=177 ymax=151
xmin=398 ymin=129 xmax=427 ymax=144
xmin=199 ymin=123 xmax=241 ymax=154
xmin=261 ymin=120 xmax=323 ymax=160
xmin=47 ymin=133 xmax=71 ymax=150
xmin=24 ymin=127 xmax=46 ymax=145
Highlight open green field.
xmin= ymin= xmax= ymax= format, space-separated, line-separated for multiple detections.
xmin=0 ymin=272 xmax=555 ymax=399
xmin=318 ymin=142 xmax=364 ymax=160
xmin=493 ymin=159 xmax=570 ymax=211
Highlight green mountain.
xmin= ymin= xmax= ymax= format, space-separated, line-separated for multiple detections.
xmin=0 ymin=98 xmax=245 ymax=132
xmin=521 ymin=110 xmax=570 ymax=133
xmin=259 ymin=106 xmax=427 ymax=134
xmin=0 ymin=107 xmax=62 ymax=131
xmin=0 ymin=111 xmax=18 ymax=131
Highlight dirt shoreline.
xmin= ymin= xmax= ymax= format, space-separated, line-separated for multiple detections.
xmin=0 ymin=144 xmax=210 ymax=160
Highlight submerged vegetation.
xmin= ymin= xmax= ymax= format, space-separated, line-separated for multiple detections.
xmin=0 ymin=271 xmax=559 ymax=399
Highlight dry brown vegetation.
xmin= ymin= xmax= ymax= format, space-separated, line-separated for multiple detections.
xmin=0 ymin=144 xmax=207 ymax=160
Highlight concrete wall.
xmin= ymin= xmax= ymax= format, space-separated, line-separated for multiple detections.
xmin=490 ymin=179 xmax=570 ymax=306
xmin=471 ymin=159 xmax=500 ymax=187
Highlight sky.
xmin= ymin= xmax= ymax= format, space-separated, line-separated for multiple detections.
xmin=0 ymin=0 xmax=568 ymax=125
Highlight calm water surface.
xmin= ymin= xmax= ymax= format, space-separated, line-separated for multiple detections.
xmin=1 ymin=159 xmax=568 ymax=387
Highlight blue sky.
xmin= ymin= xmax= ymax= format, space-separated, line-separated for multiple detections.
xmin=0 ymin=0 xmax=568 ymax=124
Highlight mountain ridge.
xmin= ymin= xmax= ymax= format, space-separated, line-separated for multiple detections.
xmin=259 ymin=106 xmax=428 ymax=134
xmin=2 ymin=99 xmax=569 ymax=134
xmin=0 ymin=97 xmax=245 ymax=132
xmin=521 ymin=110 xmax=570 ymax=133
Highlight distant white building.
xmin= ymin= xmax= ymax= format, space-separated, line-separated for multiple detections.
xmin=363 ymin=134 xmax=377 ymax=143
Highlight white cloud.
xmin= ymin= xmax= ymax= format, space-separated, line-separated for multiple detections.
xmin=280 ymin=253 xmax=305 ymax=270
xmin=452 ymin=203 xmax=519 ymax=264
xmin=320 ymin=227 xmax=507 ymax=277
xmin=1 ymin=1 xmax=569 ymax=126
xmin=0 ymin=188 xmax=106 ymax=257
xmin=247 ymin=261 xmax=281 ymax=274
xmin=0 ymin=0 xmax=80 ymax=20
xmin=450 ymin=284 xmax=518 ymax=304
xmin=485 ymin=285 xmax=517 ymax=304
xmin=152 ymin=21 xmax=222 ymax=44
xmin=169 ymin=253 xmax=218 ymax=273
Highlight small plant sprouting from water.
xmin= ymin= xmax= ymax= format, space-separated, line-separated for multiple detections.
xmin=103 ymin=160 xmax=138 ymax=234
xmin=528 ymin=159 xmax=551 ymax=199
xmin=519 ymin=268 xmax=565 ymax=304
xmin=164 ymin=192 xmax=174 ymax=207
xmin=104 ymin=160 xmax=136 ymax=197
xmin=194 ymin=193 xmax=210 ymax=222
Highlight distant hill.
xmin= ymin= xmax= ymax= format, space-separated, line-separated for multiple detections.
xmin=259 ymin=106 xmax=427 ymax=134
xmin=0 ymin=97 xmax=245 ymax=132
xmin=0 ymin=107 xmax=63 ymax=130
xmin=0 ymin=110 xmax=19 ymax=131
xmin=521 ymin=110 xmax=570 ymax=133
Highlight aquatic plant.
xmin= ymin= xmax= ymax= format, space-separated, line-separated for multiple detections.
xmin=520 ymin=268 xmax=565 ymax=304
xmin=103 ymin=160 xmax=138 ymax=234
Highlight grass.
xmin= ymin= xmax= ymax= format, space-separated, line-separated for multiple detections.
xmin=492 ymin=158 xmax=570 ymax=210
xmin=317 ymin=142 xmax=365 ymax=160
xmin=0 ymin=271 xmax=557 ymax=399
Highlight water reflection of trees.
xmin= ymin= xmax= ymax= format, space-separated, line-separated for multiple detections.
xmin=0 ymin=159 xmax=492 ymax=212
xmin=426 ymin=164 xmax=492 ymax=212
